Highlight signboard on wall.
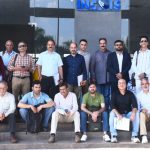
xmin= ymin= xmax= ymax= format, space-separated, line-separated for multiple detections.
xmin=77 ymin=0 xmax=121 ymax=11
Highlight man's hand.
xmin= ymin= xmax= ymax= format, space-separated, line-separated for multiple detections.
xmin=38 ymin=74 xmax=42 ymax=81
xmin=130 ymin=112 xmax=136 ymax=121
xmin=14 ymin=66 xmax=23 ymax=71
xmin=91 ymin=111 xmax=99 ymax=122
xmin=0 ymin=113 xmax=5 ymax=121
xmin=30 ymin=105 xmax=37 ymax=113
xmin=116 ymin=73 xmax=122 ymax=79
xmin=116 ymin=113 xmax=123 ymax=120
xmin=37 ymin=105 xmax=43 ymax=113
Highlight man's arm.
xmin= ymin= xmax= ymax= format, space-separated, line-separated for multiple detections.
xmin=58 ymin=66 xmax=63 ymax=81
xmin=37 ymin=65 xmax=42 ymax=81
xmin=81 ymin=103 xmax=92 ymax=116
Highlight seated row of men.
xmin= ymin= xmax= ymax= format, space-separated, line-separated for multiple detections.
xmin=0 ymin=78 xmax=149 ymax=144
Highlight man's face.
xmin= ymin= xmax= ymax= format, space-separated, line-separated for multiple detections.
xmin=140 ymin=38 xmax=148 ymax=49
xmin=47 ymin=41 xmax=55 ymax=52
xmin=0 ymin=83 xmax=7 ymax=96
xmin=18 ymin=42 xmax=27 ymax=53
xmin=89 ymin=84 xmax=96 ymax=94
xmin=141 ymin=79 xmax=149 ymax=92
xmin=114 ymin=42 xmax=123 ymax=52
xmin=79 ymin=41 xmax=87 ymax=52
xmin=32 ymin=84 xmax=41 ymax=95
xmin=99 ymin=40 xmax=107 ymax=51
xmin=5 ymin=41 xmax=13 ymax=52
xmin=118 ymin=79 xmax=126 ymax=91
xmin=59 ymin=86 xmax=68 ymax=97
xmin=70 ymin=43 xmax=77 ymax=55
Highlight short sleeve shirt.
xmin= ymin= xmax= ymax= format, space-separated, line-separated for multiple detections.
xmin=82 ymin=92 xmax=104 ymax=108
xmin=20 ymin=92 xmax=51 ymax=106
xmin=37 ymin=51 xmax=63 ymax=76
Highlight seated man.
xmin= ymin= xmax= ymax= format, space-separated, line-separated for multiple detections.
xmin=0 ymin=81 xmax=17 ymax=143
xmin=80 ymin=83 xmax=110 ymax=142
xmin=137 ymin=77 xmax=150 ymax=144
xmin=48 ymin=82 xmax=80 ymax=143
xmin=109 ymin=79 xmax=140 ymax=143
xmin=18 ymin=80 xmax=55 ymax=131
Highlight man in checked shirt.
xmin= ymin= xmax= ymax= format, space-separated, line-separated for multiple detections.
xmin=8 ymin=41 xmax=35 ymax=104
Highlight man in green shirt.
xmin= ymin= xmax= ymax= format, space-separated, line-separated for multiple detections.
xmin=80 ymin=83 xmax=110 ymax=142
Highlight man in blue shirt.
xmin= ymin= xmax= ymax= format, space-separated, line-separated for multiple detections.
xmin=63 ymin=42 xmax=87 ymax=105
xmin=18 ymin=80 xmax=55 ymax=131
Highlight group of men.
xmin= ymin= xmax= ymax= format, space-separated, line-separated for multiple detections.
xmin=0 ymin=36 xmax=150 ymax=144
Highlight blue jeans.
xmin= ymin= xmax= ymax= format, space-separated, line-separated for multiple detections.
xmin=96 ymin=84 xmax=111 ymax=111
xmin=80 ymin=111 xmax=109 ymax=132
xmin=109 ymin=111 xmax=139 ymax=137
xmin=19 ymin=106 xmax=55 ymax=128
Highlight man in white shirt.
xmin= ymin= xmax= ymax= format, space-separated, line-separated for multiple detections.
xmin=0 ymin=81 xmax=17 ymax=143
xmin=137 ymin=77 xmax=150 ymax=143
xmin=37 ymin=39 xmax=63 ymax=99
xmin=130 ymin=36 xmax=150 ymax=93
xmin=48 ymin=82 xmax=80 ymax=143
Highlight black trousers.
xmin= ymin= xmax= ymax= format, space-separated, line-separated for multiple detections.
xmin=1 ymin=113 xmax=16 ymax=135
xmin=41 ymin=75 xmax=58 ymax=99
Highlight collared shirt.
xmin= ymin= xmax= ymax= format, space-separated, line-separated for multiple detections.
xmin=111 ymin=90 xmax=138 ymax=114
xmin=131 ymin=49 xmax=150 ymax=79
xmin=82 ymin=92 xmax=105 ymax=108
xmin=0 ymin=50 xmax=16 ymax=67
xmin=37 ymin=51 xmax=63 ymax=77
xmin=20 ymin=91 xmax=52 ymax=106
xmin=0 ymin=92 xmax=16 ymax=117
xmin=90 ymin=49 xmax=111 ymax=84
xmin=116 ymin=51 xmax=123 ymax=73
xmin=54 ymin=92 xmax=78 ymax=113
xmin=78 ymin=50 xmax=90 ymax=78
xmin=8 ymin=53 xmax=35 ymax=77
xmin=137 ymin=91 xmax=150 ymax=113
xmin=63 ymin=53 xmax=87 ymax=85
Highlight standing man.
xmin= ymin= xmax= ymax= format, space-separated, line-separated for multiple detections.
xmin=137 ymin=77 xmax=150 ymax=143
xmin=63 ymin=42 xmax=87 ymax=105
xmin=78 ymin=39 xmax=91 ymax=93
xmin=18 ymin=80 xmax=55 ymax=131
xmin=0 ymin=40 xmax=17 ymax=92
xmin=107 ymin=40 xmax=131 ymax=93
xmin=0 ymin=40 xmax=16 ymax=68
xmin=37 ymin=39 xmax=63 ymax=99
xmin=0 ymin=81 xmax=17 ymax=143
xmin=130 ymin=36 xmax=150 ymax=93
xmin=90 ymin=38 xmax=111 ymax=112
xmin=8 ymin=41 xmax=35 ymax=103
xmin=109 ymin=79 xmax=140 ymax=143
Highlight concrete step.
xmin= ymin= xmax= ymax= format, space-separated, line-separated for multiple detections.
xmin=0 ymin=132 xmax=150 ymax=150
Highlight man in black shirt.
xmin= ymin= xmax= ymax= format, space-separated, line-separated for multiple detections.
xmin=109 ymin=79 xmax=140 ymax=143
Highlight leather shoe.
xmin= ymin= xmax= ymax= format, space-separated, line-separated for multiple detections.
xmin=10 ymin=135 xmax=17 ymax=143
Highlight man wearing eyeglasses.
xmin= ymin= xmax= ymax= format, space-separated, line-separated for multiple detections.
xmin=8 ymin=41 xmax=35 ymax=104
xmin=130 ymin=36 xmax=150 ymax=93
xmin=107 ymin=40 xmax=131 ymax=93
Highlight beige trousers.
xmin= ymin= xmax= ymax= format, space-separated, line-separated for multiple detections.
xmin=50 ymin=111 xmax=80 ymax=134
xmin=140 ymin=112 xmax=150 ymax=135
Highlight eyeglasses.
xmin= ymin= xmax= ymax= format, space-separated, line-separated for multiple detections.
xmin=140 ymin=40 xmax=148 ymax=43
xmin=115 ymin=44 xmax=122 ymax=46
xmin=18 ymin=45 xmax=26 ymax=48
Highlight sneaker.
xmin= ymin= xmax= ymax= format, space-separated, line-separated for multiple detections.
xmin=75 ymin=132 xmax=80 ymax=143
xmin=103 ymin=134 xmax=111 ymax=142
xmin=81 ymin=134 xmax=87 ymax=142
xmin=48 ymin=134 xmax=55 ymax=143
xmin=111 ymin=136 xmax=117 ymax=143
xmin=142 ymin=136 xmax=148 ymax=144
xmin=10 ymin=135 xmax=17 ymax=143
xmin=131 ymin=136 xmax=140 ymax=143
xmin=42 ymin=127 xmax=49 ymax=132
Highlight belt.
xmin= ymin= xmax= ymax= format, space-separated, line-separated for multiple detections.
xmin=42 ymin=75 xmax=53 ymax=78
xmin=14 ymin=76 xmax=29 ymax=79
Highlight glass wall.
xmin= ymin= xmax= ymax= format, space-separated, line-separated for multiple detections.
xmin=30 ymin=0 xmax=75 ymax=54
